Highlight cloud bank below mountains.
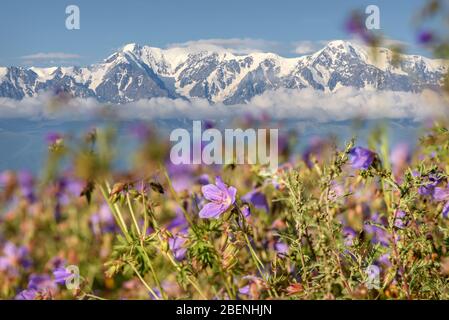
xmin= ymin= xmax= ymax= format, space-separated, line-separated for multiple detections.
xmin=0 ymin=88 xmax=447 ymax=122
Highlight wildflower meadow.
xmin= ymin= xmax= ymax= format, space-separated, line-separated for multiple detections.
xmin=1 ymin=0 xmax=449 ymax=303
xmin=1 ymin=119 xmax=449 ymax=300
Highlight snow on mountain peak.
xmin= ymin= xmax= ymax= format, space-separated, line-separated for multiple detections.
xmin=0 ymin=67 xmax=8 ymax=81
xmin=122 ymin=43 xmax=140 ymax=53
xmin=29 ymin=67 xmax=58 ymax=81
xmin=0 ymin=40 xmax=447 ymax=104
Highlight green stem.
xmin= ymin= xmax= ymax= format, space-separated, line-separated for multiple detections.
xmin=137 ymin=246 xmax=167 ymax=300
xmin=129 ymin=262 xmax=160 ymax=300
xmin=98 ymin=183 xmax=131 ymax=243
xmin=219 ymin=268 xmax=235 ymax=299
xmin=84 ymin=293 xmax=107 ymax=300
xmin=126 ymin=193 xmax=142 ymax=237
xmin=146 ymin=201 xmax=207 ymax=299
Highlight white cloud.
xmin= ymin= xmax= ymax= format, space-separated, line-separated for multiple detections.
xmin=292 ymin=40 xmax=329 ymax=55
xmin=166 ymin=38 xmax=282 ymax=55
xmin=0 ymin=89 xmax=447 ymax=123
xmin=20 ymin=52 xmax=81 ymax=62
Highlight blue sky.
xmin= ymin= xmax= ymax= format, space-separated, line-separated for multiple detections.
xmin=0 ymin=0 xmax=433 ymax=66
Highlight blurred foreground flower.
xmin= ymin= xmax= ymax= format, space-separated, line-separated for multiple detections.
xmin=168 ymin=235 xmax=187 ymax=261
xmin=348 ymin=147 xmax=376 ymax=170
xmin=242 ymin=190 xmax=269 ymax=213
xmin=433 ymin=185 xmax=449 ymax=218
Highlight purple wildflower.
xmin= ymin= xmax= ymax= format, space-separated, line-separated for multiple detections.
xmin=15 ymin=289 xmax=38 ymax=300
xmin=198 ymin=177 xmax=236 ymax=219
xmin=0 ymin=242 xmax=32 ymax=273
xmin=45 ymin=132 xmax=62 ymax=145
xmin=443 ymin=202 xmax=449 ymax=219
xmin=364 ymin=213 xmax=390 ymax=247
xmin=394 ymin=210 xmax=407 ymax=229
xmin=417 ymin=31 xmax=434 ymax=44
xmin=90 ymin=203 xmax=116 ymax=235
xmin=376 ymin=253 xmax=392 ymax=268
xmin=433 ymin=186 xmax=449 ymax=202
xmin=167 ymin=207 xmax=188 ymax=232
xmin=196 ymin=174 xmax=210 ymax=186
xmin=343 ymin=227 xmax=357 ymax=246
xmin=238 ymin=285 xmax=250 ymax=296
xmin=344 ymin=12 xmax=376 ymax=44
xmin=241 ymin=204 xmax=251 ymax=219
xmin=348 ymin=147 xmax=376 ymax=170
xmin=417 ymin=172 xmax=442 ymax=196
xmin=53 ymin=267 xmax=72 ymax=285
xmin=366 ymin=265 xmax=381 ymax=284
xmin=168 ymin=234 xmax=187 ymax=261
xmin=17 ymin=170 xmax=35 ymax=202
xmin=432 ymin=185 xmax=449 ymax=218
xmin=242 ymin=190 xmax=269 ymax=213
xmin=391 ymin=144 xmax=411 ymax=180
xmin=329 ymin=180 xmax=345 ymax=202
xmin=28 ymin=274 xmax=57 ymax=291
xmin=48 ymin=256 xmax=66 ymax=269
xmin=274 ymin=241 xmax=289 ymax=255
xmin=345 ymin=13 xmax=364 ymax=34
xmin=238 ymin=275 xmax=261 ymax=299
xmin=15 ymin=273 xmax=57 ymax=300
xmin=149 ymin=287 xmax=163 ymax=300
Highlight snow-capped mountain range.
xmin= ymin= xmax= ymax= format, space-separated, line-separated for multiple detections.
xmin=0 ymin=40 xmax=447 ymax=104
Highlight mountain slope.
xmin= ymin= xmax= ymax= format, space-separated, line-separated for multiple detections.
xmin=0 ymin=40 xmax=447 ymax=104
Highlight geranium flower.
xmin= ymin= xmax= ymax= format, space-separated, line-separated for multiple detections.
xmin=45 ymin=132 xmax=63 ymax=145
xmin=198 ymin=177 xmax=236 ymax=219
xmin=343 ymin=227 xmax=357 ymax=246
xmin=53 ymin=267 xmax=72 ymax=285
xmin=90 ymin=203 xmax=117 ymax=235
xmin=348 ymin=147 xmax=375 ymax=170
xmin=167 ymin=207 xmax=188 ymax=232
xmin=364 ymin=213 xmax=390 ymax=247
xmin=417 ymin=30 xmax=434 ymax=44
xmin=274 ymin=241 xmax=289 ymax=255
xmin=15 ymin=289 xmax=38 ymax=300
xmin=15 ymin=274 xmax=57 ymax=300
xmin=17 ymin=171 xmax=35 ymax=202
xmin=417 ymin=172 xmax=442 ymax=196
xmin=28 ymin=274 xmax=57 ymax=291
xmin=242 ymin=190 xmax=269 ymax=213
xmin=168 ymin=234 xmax=187 ymax=261
xmin=433 ymin=186 xmax=449 ymax=202
xmin=240 ymin=204 xmax=251 ymax=219
xmin=0 ymin=242 xmax=32 ymax=274
xmin=394 ymin=210 xmax=407 ymax=229
xmin=433 ymin=186 xmax=449 ymax=218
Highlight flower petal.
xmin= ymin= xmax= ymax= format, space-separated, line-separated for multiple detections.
xmin=201 ymin=184 xmax=224 ymax=202
xmin=433 ymin=187 xmax=449 ymax=202
xmin=227 ymin=186 xmax=237 ymax=205
xmin=198 ymin=202 xmax=226 ymax=219
xmin=443 ymin=201 xmax=449 ymax=219
xmin=215 ymin=176 xmax=229 ymax=193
